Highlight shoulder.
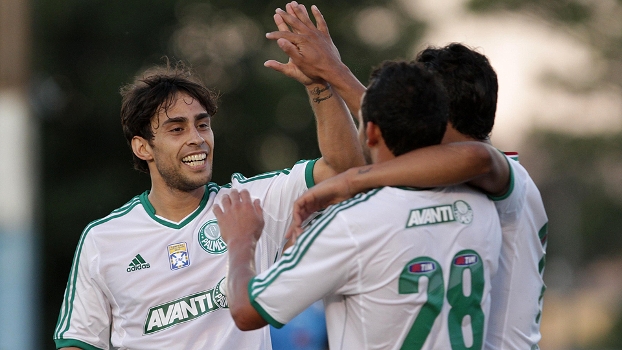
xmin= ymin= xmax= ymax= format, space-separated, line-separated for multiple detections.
xmin=221 ymin=160 xmax=317 ymax=193
xmin=83 ymin=194 xmax=145 ymax=237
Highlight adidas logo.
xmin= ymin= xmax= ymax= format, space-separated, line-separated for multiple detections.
xmin=127 ymin=254 xmax=151 ymax=273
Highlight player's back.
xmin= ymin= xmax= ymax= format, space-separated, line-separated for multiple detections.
xmin=321 ymin=184 xmax=502 ymax=350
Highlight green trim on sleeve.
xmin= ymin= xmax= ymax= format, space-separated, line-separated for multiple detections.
xmin=304 ymin=158 xmax=319 ymax=189
xmin=248 ymin=278 xmax=285 ymax=329
xmin=488 ymin=152 xmax=515 ymax=201
xmin=55 ymin=338 xmax=104 ymax=350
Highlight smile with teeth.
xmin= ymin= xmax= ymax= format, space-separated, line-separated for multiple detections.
xmin=182 ymin=153 xmax=207 ymax=167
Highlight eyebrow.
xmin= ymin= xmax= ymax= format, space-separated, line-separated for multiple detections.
xmin=162 ymin=112 xmax=210 ymax=126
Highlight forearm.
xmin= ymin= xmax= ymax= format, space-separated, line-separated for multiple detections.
xmin=347 ymin=142 xmax=498 ymax=193
xmin=317 ymin=62 xmax=366 ymax=117
xmin=307 ymin=83 xmax=365 ymax=182
xmin=226 ymin=240 xmax=267 ymax=331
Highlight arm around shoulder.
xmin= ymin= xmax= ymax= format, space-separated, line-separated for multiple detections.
xmin=340 ymin=141 xmax=510 ymax=193
xmin=465 ymin=142 xmax=511 ymax=196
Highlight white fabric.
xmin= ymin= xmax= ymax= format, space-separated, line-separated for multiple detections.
xmin=54 ymin=160 xmax=314 ymax=350
xmin=485 ymin=156 xmax=548 ymax=350
xmin=251 ymin=185 xmax=502 ymax=350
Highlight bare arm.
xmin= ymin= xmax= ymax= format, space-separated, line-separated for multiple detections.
xmin=265 ymin=3 xmax=365 ymax=184
xmin=266 ymin=3 xmax=367 ymax=117
xmin=287 ymin=142 xmax=510 ymax=240
xmin=213 ymin=190 xmax=267 ymax=331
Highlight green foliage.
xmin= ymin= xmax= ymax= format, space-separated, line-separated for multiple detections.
xmin=527 ymin=131 xmax=622 ymax=261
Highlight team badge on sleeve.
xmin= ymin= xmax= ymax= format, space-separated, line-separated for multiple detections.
xmin=198 ymin=220 xmax=227 ymax=254
xmin=168 ymin=242 xmax=190 ymax=270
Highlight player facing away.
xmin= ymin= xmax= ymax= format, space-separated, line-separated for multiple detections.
xmin=52 ymin=60 xmax=365 ymax=349
xmin=267 ymin=3 xmax=549 ymax=348
xmin=216 ymin=61 xmax=503 ymax=350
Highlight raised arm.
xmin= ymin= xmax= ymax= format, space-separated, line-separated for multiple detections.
xmin=265 ymin=2 xmax=365 ymax=184
xmin=265 ymin=3 xmax=367 ymax=121
xmin=287 ymin=141 xmax=510 ymax=240
xmin=213 ymin=190 xmax=268 ymax=331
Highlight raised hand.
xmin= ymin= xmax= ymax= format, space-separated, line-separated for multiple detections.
xmin=267 ymin=2 xmax=366 ymax=116
xmin=265 ymin=2 xmax=342 ymax=83
xmin=213 ymin=190 xmax=264 ymax=245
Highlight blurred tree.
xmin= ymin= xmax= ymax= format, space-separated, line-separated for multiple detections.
xmin=468 ymin=0 xmax=622 ymax=347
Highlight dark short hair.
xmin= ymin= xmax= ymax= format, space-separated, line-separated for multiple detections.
xmin=416 ymin=43 xmax=498 ymax=140
xmin=361 ymin=60 xmax=448 ymax=156
xmin=120 ymin=61 xmax=218 ymax=173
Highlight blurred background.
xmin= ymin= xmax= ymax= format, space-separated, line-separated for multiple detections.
xmin=1 ymin=0 xmax=621 ymax=348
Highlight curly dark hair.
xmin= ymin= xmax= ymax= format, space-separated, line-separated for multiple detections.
xmin=416 ymin=43 xmax=498 ymax=141
xmin=120 ymin=61 xmax=218 ymax=173
xmin=361 ymin=60 xmax=448 ymax=156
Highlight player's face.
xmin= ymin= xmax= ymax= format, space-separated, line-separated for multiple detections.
xmin=148 ymin=92 xmax=214 ymax=192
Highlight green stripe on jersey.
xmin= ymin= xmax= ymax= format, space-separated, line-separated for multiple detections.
xmin=139 ymin=184 xmax=216 ymax=229
xmin=538 ymin=222 xmax=548 ymax=247
xmin=488 ymin=152 xmax=515 ymax=201
xmin=249 ymin=188 xmax=381 ymax=299
xmin=248 ymin=280 xmax=285 ymax=329
xmin=220 ymin=159 xmax=314 ymax=189
xmin=304 ymin=158 xmax=318 ymax=189
xmin=54 ymin=338 xmax=103 ymax=350
xmin=54 ymin=198 xmax=142 ymax=340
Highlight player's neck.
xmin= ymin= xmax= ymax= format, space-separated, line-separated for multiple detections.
xmin=148 ymin=183 xmax=206 ymax=222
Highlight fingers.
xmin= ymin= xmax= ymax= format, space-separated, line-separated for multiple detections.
xmin=228 ymin=189 xmax=241 ymax=203
xmin=265 ymin=30 xmax=300 ymax=44
xmin=288 ymin=2 xmax=315 ymax=29
xmin=273 ymin=13 xmax=290 ymax=32
xmin=253 ymin=199 xmax=263 ymax=215
xmin=264 ymin=57 xmax=295 ymax=78
xmin=311 ymin=5 xmax=330 ymax=35
xmin=275 ymin=7 xmax=307 ymax=33
xmin=239 ymin=189 xmax=251 ymax=203
xmin=213 ymin=203 xmax=224 ymax=218
xmin=266 ymin=37 xmax=300 ymax=60
xmin=214 ymin=189 xmax=255 ymax=216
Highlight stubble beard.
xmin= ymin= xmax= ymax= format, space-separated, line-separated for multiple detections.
xmin=156 ymin=160 xmax=212 ymax=192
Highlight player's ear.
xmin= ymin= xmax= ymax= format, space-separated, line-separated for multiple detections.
xmin=131 ymin=136 xmax=154 ymax=161
xmin=365 ymin=121 xmax=382 ymax=147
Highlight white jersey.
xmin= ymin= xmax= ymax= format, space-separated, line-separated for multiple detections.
xmin=54 ymin=160 xmax=316 ymax=350
xmin=250 ymin=185 xmax=502 ymax=350
xmin=485 ymin=154 xmax=548 ymax=350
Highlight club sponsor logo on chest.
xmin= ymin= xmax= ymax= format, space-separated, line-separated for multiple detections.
xmin=143 ymin=277 xmax=228 ymax=334
xmin=168 ymin=242 xmax=190 ymax=270
xmin=198 ymin=219 xmax=227 ymax=254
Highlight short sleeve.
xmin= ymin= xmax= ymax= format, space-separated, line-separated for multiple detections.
xmin=54 ymin=233 xmax=111 ymax=350
xmin=248 ymin=210 xmax=356 ymax=328
xmin=490 ymin=158 xmax=527 ymax=224
xmin=226 ymin=160 xmax=318 ymax=270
